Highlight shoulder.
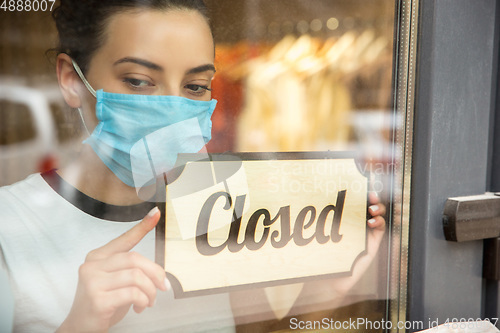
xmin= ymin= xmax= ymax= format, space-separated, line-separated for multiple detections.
xmin=0 ymin=173 xmax=57 ymax=227
xmin=0 ymin=173 xmax=46 ymax=193
xmin=0 ymin=173 xmax=46 ymax=207
xmin=0 ymin=173 xmax=78 ymax=266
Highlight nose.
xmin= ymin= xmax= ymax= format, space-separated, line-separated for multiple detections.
xmin=162 ymin=83 xmax=182 ymax=97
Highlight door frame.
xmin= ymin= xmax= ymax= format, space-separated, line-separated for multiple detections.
xmin=408 ymin=0 xmax=499 ymax=329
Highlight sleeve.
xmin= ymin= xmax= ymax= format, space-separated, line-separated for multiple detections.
xmin=0 ymin=189 xmax=16 ymax=332
xmin=0 ymin=246 xmax=14 ymax=332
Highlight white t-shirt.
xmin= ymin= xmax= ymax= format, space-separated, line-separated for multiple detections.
xmin=0 ymin=173 xmax=235 ymax=332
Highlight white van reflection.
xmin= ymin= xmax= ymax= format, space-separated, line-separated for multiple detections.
xmin=0 ymin=82 xmax=59 ymax=186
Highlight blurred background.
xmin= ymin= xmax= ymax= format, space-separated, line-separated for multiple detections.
xmin=0 ymin=0 xmax=396 ymax=186
xmin=0 ymin=1 xmax=396 ymax=331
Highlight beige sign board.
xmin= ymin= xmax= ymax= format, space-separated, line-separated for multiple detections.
xmin=156 ymin=152 xmax=367 ymax=298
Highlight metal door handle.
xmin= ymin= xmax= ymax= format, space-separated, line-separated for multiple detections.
xmin=443 ymin=193 xmax=500 ymax=279
xmin=443 ymin=193 xmax=500 ymax=242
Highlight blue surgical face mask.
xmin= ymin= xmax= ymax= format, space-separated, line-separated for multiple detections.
xmin=72 ymin=60 xmax=217 ymax=188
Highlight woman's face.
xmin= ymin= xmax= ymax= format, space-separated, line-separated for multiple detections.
xmin=82 ymin=9 xmax=215 ymax=103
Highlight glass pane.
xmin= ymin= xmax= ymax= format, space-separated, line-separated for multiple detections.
xmin=204 ymin=0 xmax=398 ymax=331
xmin=0 ymin=1 xmax=416 ymax=332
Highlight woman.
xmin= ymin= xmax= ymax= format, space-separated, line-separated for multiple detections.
xmin=1 ymin=1 xmax=234 ymax=332
xmin=0 ymin=0 xmax=385 ymax=332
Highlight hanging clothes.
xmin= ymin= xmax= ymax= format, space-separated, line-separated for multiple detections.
xmin=232 ymin=30 xmax=393 ymax=152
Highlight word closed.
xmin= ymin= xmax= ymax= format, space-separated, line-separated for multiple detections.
xmin=196 ymin=190 xmax=346 ymax=255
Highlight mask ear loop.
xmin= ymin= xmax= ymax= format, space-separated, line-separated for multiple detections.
xmin=71 ymin=59 xmax=96 ymax=137
xmin=71 ymin=59 xmax=97 ymax=98
xmin=76 ymin=107 xmax=91 ymax=137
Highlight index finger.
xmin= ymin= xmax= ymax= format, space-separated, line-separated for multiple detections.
xmin=368 ymin=192 xmax=380 ymax=205
xmin=89 ymin=207 xmax=161 ymax=260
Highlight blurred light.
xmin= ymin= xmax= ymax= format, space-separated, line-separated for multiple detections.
xmin=327 ymin=17 xmax=339 ymax=31
xmin=297 ymin=20 xmax=309 ymax=34
xmin=310 ymin=19 xmax=322 ymax=32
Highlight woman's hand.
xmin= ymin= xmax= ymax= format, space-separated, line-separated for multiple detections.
xmin=57 ymin=207 xmax=168 ymax=333
xmin=327 ymin=192 xmax=386 ymax=294
xmin=367 ymin=192 xmax=386 ymax=230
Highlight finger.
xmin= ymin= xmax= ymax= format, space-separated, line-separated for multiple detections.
xmin=368 ymin=191 xmax=380 ymax=205
xmin=101 ymin=269 xmax=158 ymax=307
xmin=367 ymin=215 xmax=385 ymax=229
xmin=98 ymin=252 xmax=167 ymax=291
xmin=368 ymin=203 xmax=386 ymax=217
xmin=101 ymin=287 xmax=150 ymax=316
xmin=133 ymin=305 xmax=146 ymax=314
xmin=88 ymin=207 xmax=161 ymax=260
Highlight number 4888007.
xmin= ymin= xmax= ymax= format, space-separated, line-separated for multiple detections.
xmin=1 ymin=0 xmax=56 ymax=11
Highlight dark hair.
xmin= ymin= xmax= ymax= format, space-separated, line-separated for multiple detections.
xmin=53 ymin=0 xmax=210 ymax=74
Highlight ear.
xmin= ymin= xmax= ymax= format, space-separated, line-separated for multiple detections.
xmin=56 ymin=53 xmax=83 ymax=108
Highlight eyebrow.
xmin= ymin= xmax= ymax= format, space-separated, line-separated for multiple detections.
xmin=114 ymin=57 xmax=163 ymax=71
xmin=186 ymin=64 xmax=216 ymax=75
xmin=114 ymin=57 xmax=216 ymax=75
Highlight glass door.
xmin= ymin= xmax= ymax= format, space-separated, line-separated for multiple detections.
xmin=197 ymin=0 xmax=418 ymax=331
xmin=0 ymin=0 xmax=419 ymax=332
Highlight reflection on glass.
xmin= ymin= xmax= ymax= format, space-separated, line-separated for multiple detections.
xmin=0 ymin=0 xmax=399 ymax=332
xmin=206 ymin=0 xmax=395 ymax=331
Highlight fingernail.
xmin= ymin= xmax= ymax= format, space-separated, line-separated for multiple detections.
xmin=368 ymin=218 xmax=376 ymax=224
xmin=147 ymin=206 xmax=160 ymax=218
xmin=164 ymin=277 xmax=172 ymax=291
xmin=369 ymin=205 xmax=379 ymax=213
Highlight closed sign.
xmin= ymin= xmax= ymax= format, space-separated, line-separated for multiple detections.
xmin=156 ymin=152 xmax=367 ymax=298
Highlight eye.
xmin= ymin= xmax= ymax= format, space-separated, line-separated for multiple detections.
xmin=185 ymin=84 xmax=211 ymax=96
xmin=123 ymin=77 xmax=153 ymax=90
